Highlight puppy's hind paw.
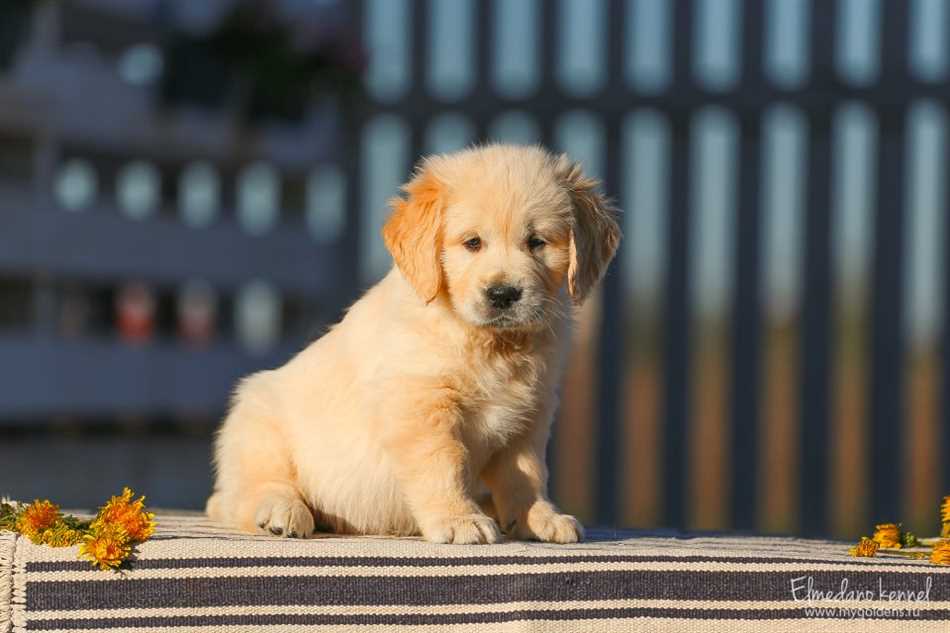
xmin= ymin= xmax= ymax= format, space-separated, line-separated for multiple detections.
xmin=254 ymin=496 xmax=315 ymax=539
xmin=421 ymin=514 xmax=502 ymax=545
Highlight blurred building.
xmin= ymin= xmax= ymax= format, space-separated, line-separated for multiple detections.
xmin=0 ymin=0 xmax=360 ymax=507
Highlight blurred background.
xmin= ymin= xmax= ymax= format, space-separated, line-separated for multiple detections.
xmin=1 ymin=0 xmax=948 ymax=540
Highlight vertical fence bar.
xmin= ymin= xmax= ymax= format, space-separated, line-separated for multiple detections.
xmin=729 ymin=0 xmax=765 ymax=532
xmin=945 ymin=81 xmax=950 ymax=494
xmin=536 ymin=0 xmax=558 ymax=148
xmin=869 ymin=1 xmax=910 ymax=525
xmin=662 ymin=0 xmax=694 ymax=529
xmin=339 ymin=110 xmax=364 ymax=309
xmin=408 ymin=0 xmax=429 ymax=165
xmin=799 ymin=0 xmax=836 ymax=537
xmin=593 ymin=120 xmax=624 ymax=526
xmin=542 ymin=0 xmax=559 ymax=494
xmin=593 ymin=0 xmax=626 ymax=527
xmin=472 ymin=0 xmax=493 ymax=140
xmin=944 ymin=157 xmax=950 ymax=493
xmin=346 ymin=0 xmax=368 ymax=308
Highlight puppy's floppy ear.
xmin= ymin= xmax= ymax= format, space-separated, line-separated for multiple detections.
xmin=556 ymin=155 xmax=622 ymax=305
xmin=382 ymin=165 xmax=446 ymax=303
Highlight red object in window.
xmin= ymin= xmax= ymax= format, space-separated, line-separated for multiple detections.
xmin=116 ymin=282 xmax=155 ymax=343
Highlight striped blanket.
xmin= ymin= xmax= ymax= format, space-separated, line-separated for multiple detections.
xmin=2 ymin=512 xmax=948 ymax=632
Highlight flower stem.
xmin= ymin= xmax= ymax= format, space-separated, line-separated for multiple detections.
xmin=879 ymin=549 xmax=929 ymax=560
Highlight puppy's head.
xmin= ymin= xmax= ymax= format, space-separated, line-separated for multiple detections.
xmin=383 ymin=145 xmax=621 ymax=330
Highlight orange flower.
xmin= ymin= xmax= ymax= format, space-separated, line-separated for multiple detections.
xmin=872 ymin=523 xmax=902 ymax=549
xmin=849 ymin=537 xmax=879 ymax=558
xmin=91 ymin=488 xmax=155 ymax=543
xmin=78 ymin=524 xmax=131 ymax=571
xmin=941 ymin=496 xmax=950 ymax=538
xmin=15 ymin=500 xmax=61 ymax=543
xmin=930 ymin=540 xmax=950 ymax=566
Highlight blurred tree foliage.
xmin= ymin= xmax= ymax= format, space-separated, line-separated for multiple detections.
xmin=0 ymin=0 xmax=37 ymax=70
xmin=160 ymin=2 xmax=364 ymax=124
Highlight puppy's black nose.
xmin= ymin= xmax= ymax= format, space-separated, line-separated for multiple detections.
xmin=486 ymin=284 xmax=522 ymax=309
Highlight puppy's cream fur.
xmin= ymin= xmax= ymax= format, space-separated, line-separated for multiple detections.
xmin=207 ymin=145 xmax=620 ymax=544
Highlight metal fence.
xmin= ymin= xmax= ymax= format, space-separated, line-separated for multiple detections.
xmin=352 ymin=0 xmax=950 ymax=537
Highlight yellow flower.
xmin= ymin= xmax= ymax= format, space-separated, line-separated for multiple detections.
xmin=91 ymin=488 xmax=155 ymax=543
xmin=40 ymin=522 xmax=85 ymax=548
xmin=78 ymin=524 xmax=131 ymax=571
xmin=872 ymin=523 xmax=902 ymax=549
xmin=930 ymin=540 xmax=950 ymax=566
xmin=941 ymin=496 xmax=950 ymax=537
xmin=849 ymin=537 xmax=879 ymax=558
xmin=15 ymin=500 xmax=61 ymax=543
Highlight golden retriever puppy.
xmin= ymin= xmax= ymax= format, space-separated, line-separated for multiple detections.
xmin=207 ymin=144 xmax=620 ymax=544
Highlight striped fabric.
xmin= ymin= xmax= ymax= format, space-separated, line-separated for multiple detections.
xmin=2 ymin=512 xmax=949 ymax=632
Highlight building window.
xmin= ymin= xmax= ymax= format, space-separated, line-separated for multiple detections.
xmin=54 ymin=159 xmax=98 ymax=211
xmin=179 ymin=161 xmax=220 ymax=228
xmin=117 ymin=161 xmax=161 ymax=220
xmin=117 ymin=43 xmax=164 ymax=86
xmin=236 ymin=280 xmax=281 ymax=353
xmin=361 ymin=115 xmax=409 ymax=282
xmin=178 ymin=280 xmax=217 ymax=346
xmin=237 ymin=162 xmax=280 ymax=235
xmin=306 ymin=165 xmax=346 ymax=243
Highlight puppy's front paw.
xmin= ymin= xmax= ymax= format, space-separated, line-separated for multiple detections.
xmin=514 ymin=504 xmax=584 ymax=543
xmin=421 ymin=514 xmax=501 ymax=544
xmin=254 ymin=496 xmax=315 ymax=539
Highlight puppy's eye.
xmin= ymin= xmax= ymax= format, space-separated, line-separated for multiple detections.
xmin=527 ymin=236 xmax=546 ymax=251
xmin=463 ymin=237 xmax=482 ymax=252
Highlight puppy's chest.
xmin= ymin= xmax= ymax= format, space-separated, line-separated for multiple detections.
xmin=462 ymin=354 xmax=545 ymax=446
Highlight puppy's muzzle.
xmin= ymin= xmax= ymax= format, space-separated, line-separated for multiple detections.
xmin=485 ymin=284 xmax=522 ymax=310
